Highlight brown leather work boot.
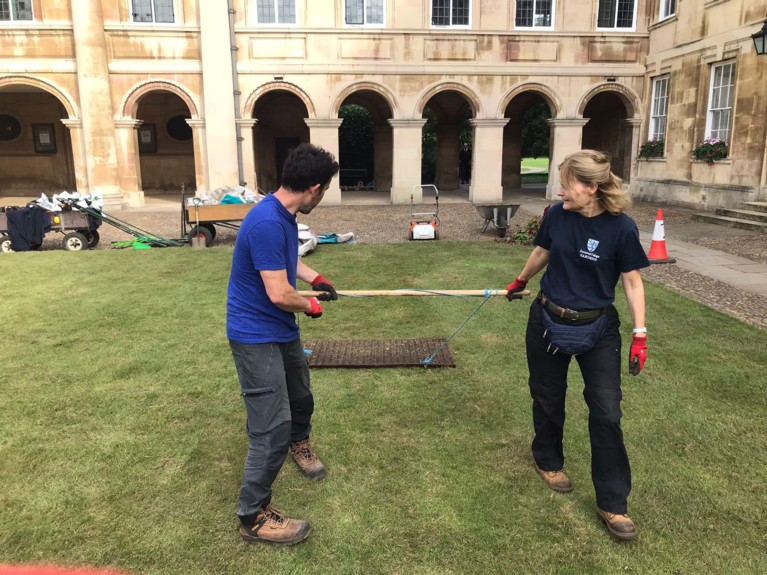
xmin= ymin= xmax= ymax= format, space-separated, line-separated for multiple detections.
xmin=535 ymin=467 xmax=573 ymax=493
xmin=597 ymin=508 xmax=637 ymax=541
xmin=239 ymin=504 xmax=311 ymax=546
xmin=290 ymin=438 xmax=327 ymax=480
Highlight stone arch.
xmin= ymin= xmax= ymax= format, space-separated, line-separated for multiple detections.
xmin=243 ymin=81 xmax=316 ymax=118
xmin=0 ymin=75 xmax=78 ymax=118
xmin=121 ymin=80 xmax=200 ymax=119
xmin=331 ymin=81 xmax=399 ymax=118
xmin=498 ymin=82 xmax=563 ymax=119
xmin=576 ymin=82 xmax=641 ymax=119
xmin=414 ymin=81 xmax=482 ymax=119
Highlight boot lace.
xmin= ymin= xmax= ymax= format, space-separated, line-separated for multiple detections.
xmin=264 ymin=504 xmax=287 ymax=527
xmin=293 ymin=440 xmax=317 ymax=462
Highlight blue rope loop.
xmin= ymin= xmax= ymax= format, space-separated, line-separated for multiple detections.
xmin=420 ymin=289 xmax=495 ymax=366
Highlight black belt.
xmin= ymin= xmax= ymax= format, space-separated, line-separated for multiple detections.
xmin=538 ymin=292 xmax=604 ymax=321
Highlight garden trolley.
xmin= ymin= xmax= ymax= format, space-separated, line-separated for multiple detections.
xmin=0 ymin=208 xmax=100 ymax=253
xmin=180 ymin=190 xmax=261 ymax=247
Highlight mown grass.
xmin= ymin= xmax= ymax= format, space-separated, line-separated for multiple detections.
xmin=1 ymin=242 xmax=765 ymax=575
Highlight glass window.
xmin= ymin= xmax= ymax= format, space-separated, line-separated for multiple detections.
xmin=431 ymin=0 xmax=470 ymax=27
xmin=659 ymin=0 xmax=676 ymax=19
xmin=0 ymin=0 xmax=33 ymax=21
xmin=649 ymin=76 xmax=669 ymax=142
xmin=345 ymin=0 xmax=384 ymax=25
xmin=515 ymin=0 xmax=553 ymax=28
xmin=257 ymin=0 xmax=296 ymax=24
xmin=0 ymin=114 xmax=22 ymax=141
xmin=131 ymin=0 xmax=175 ymax=23
xmin=706 ymin=61 xmax=736 ymax=143
xmin=596 ymin=0 xmax=635 ymax=29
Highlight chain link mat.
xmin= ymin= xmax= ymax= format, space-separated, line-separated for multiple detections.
xmin=303 ymin=338 xmax=455 ymax=368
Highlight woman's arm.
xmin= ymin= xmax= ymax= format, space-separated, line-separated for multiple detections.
xmin=620 ymin=269 xmax=646 ymax=338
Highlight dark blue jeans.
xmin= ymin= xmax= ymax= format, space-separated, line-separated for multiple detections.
xmin=229 ymin=339 xmax=314 ymax=523
xmin=525 ymin=301 xmax=631 ymax=514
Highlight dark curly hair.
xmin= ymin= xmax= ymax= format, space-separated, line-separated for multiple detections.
xmin=281 ymin=143 xmax=339 ymax=192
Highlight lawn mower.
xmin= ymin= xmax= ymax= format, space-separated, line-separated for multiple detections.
xmin=408 ymin=184 xmax=440 ymax=240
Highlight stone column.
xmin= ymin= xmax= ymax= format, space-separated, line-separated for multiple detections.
xmin=546 ymin=118 xmax=589 ymax=199
xmin=304 ymin=118 xmax=343 ymax=205
xmin=372 ymin=124 xmax=392 ymax=192
xmin=468 ymin=118 xmax=509 ymax=204
xmin=388 ymin=119 xmax=427 ymax=204
xmin=114 ymin=119 xmax=144 ymax=207
xmin=186 ymin=119 xmax=209 ymax=193
xmin=435 ymin=124 xmax=460 ymax=191
xmin=199 ymin=1 xmax=239 ymax=189
xmin=237 ymin=118 xmax=258 ymax=190
xmin=70 ymin=0 xmax=124 ymax=208
xmin=501 ymin=121 xmax=522 ymax=190
xmin=623 ymin=118 xmax=642 ymax=184
xmin=59 ymin=119 xmax=89 ymax=194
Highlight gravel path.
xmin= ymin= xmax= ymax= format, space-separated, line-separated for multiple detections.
xmin=25 ymin=199 xmax=767 ymax=330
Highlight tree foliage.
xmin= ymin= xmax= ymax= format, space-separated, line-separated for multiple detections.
xmin=339 ymin=104 xmax=374 ymax=184
xmin=521 ymin=102 xmax=551 ymax=159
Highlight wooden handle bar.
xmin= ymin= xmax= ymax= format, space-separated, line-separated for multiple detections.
xmin=296 ymin=289 xmax=531 ymax=297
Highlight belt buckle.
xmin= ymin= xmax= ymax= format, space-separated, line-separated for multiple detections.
xmin=564 ymin=308 xmax=579 ymax=320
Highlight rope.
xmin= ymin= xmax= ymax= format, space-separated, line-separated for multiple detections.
xmin=420 ymin=289 xmax=495 ymax=366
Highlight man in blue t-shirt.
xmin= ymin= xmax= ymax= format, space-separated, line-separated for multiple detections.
xmin=227 ymin=143 xmax=339 ymax=546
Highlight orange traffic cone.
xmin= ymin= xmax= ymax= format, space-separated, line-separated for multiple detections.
xmin=647 ymin=208 xmax=676 ymax=264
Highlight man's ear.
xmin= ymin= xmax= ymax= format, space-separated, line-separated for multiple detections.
xmin=308 ymin=183 xmax=323 ymax=196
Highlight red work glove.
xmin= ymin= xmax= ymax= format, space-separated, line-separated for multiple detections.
xmin=628 ymin=335 xmax=647 ymax=376
xmin=506 ymin=277 xmax=528 ymax=301
xmin=305 ymin=297 xmax=323 ymax=318
xmin=311 ymin=274 xmax=338 ymax=301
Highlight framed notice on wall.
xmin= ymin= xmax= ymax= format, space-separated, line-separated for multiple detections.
xmin=32 ymin=124 xmax=56 ymax=154
xmin=138 ymin=124 xmax=157 ymax=154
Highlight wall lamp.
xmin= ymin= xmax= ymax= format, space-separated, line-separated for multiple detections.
xmin=752 ymin=17 xmax=767 ymax=56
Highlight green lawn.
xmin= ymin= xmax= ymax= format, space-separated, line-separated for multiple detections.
xmin=521 ymin=157 xmax=550 ymax=170
xmin=1 ymin=242 xmax=765 ymax=575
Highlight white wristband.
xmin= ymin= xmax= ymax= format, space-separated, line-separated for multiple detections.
xmin=632 ymin=327 xmax=647 ymax=334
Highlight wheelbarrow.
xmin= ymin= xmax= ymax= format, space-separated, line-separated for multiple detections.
xmin=473 ymin=203 xmax=520 ymax=237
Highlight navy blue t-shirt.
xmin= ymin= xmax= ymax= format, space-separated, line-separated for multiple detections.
xmin=226 ymin=193 xmax=300 ymax=343
xmin=535 ymin=202 xmax=649 ymax=310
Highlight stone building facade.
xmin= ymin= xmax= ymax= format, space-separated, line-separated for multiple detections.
xmin=0 ymin=0 xmax=765 ymax=208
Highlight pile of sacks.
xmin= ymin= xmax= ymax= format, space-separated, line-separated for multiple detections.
xmin=186 ymin=185 xmax=263 ymax=206
xmin=34 ymin=191 xmax=104 ymax=212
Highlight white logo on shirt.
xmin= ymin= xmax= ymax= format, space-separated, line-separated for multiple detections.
xmin=580 ymin=238 xmax=600 ymax=261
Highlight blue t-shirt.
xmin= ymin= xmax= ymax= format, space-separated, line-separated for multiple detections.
xmin=535 ymin=202 xmax=649 ymax=310
xmin=226 ymin=193 xmax=300 ymax=343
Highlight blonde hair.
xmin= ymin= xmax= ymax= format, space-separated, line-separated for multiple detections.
xmin=558 ymin=149 xmax=629 ymax=215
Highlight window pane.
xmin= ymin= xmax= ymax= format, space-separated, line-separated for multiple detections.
xmin=277 ymin=0 xmax=295 ymax=23
xmin=432 ymin=0 xmax=450 ymax=25
xmin=346 ymin=0 xmax=363 ymax=24
xmin=0 ymin=0 xmax=11 ymax=20
xmin=257 ymin=0 xmax=275 ymax=23
xmin=616 ymin=0 xmax=634 ymax=27
xmin=597 ymin=0 xmax=615 ymax=27
xmin=153 ymin=0 xmax=174 ymax=23
xmin=132 ymin=0 xmax=153 ymax=22
xmin=452 ymin=0 xmax=469 ymax=25
xmin=13 ymin=0 xmax=32 ymax=20
xmin=516 ymin=0 xmax=533 ymax=27
xmin=366 ymin=0 xmax=384 ymax=24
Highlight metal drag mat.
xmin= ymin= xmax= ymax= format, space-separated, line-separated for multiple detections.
xmin=303 ymin=338 xmax=455 ymax=368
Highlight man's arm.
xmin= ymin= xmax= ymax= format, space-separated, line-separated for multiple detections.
xmin=261 ymin=269 xmax=313 ymax=313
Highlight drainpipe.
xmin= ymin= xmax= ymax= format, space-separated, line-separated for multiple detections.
xmin=228 ymin=0 xmax=246 ymax=186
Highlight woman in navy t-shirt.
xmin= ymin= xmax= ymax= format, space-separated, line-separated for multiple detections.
xmin=506 ymin=150 xmax=649 ymax=541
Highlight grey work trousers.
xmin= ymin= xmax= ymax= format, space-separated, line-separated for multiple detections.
xmin=229 ymin=338 xmax=314 ymax=522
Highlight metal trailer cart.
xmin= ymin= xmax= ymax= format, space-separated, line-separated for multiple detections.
xmin=0 ymin=208 xmax=100 ymax=253
xmin=473 ymin=203 xmax=521 ymax=238
xmin=180 ymin=190 xmax=260 ymax=247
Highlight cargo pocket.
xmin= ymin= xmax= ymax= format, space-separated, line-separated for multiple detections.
xmin=241 ymin=386 xmax=289 ymax=434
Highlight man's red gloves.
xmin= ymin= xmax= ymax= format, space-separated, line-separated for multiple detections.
xmin=628 ymin=336 xmax=647 ymax=376
xmin=305 ymin=297 xmax=323 ymax=318
xmin=506 ymin=277 xmax=528 ymax=301
xmin=311 ymin=274 xmax=338 ymax=301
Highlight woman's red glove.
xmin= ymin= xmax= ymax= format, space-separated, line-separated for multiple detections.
xmin=628 ymin=335 xmax=647 ymax=376
xmin=505 ymin=277 xmax=528 ymax=301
